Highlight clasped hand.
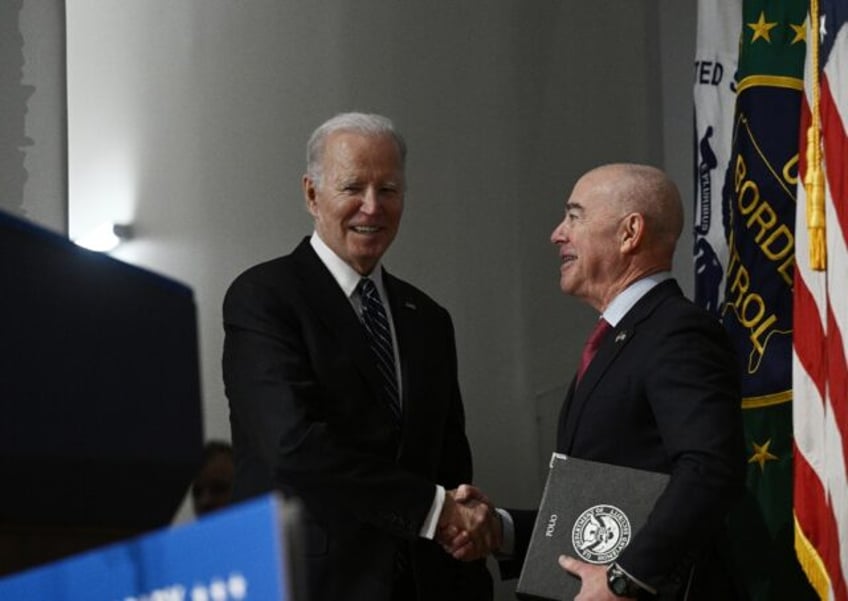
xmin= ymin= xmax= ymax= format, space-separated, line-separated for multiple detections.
xmin=436 ymin=484 xmax=502 ymax=561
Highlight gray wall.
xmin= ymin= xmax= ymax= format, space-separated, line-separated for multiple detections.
xmin=8 ymin=1 xmax=695 ymax=597
xmin=0 ymin=0 xmax=66 ymax=231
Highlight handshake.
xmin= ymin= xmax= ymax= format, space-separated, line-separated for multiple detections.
xmin=436 ymin=485 xmax=502 ymax=561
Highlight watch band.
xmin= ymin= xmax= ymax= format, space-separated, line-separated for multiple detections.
xmin=607 ymin=563 xmax=643 ymax=598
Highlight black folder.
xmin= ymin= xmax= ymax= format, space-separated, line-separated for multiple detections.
xmin=516 ymin=453 xmax=669 ymax=600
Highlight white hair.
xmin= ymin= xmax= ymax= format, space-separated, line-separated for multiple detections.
xmin=306 ymin=112 xmax=407 ymax=188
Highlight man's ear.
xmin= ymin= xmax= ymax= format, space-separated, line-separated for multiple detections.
xmin=620 ymin=212 xmax=644 ymax=253
xmin=303 ymin=175 xmax=318 ymax=216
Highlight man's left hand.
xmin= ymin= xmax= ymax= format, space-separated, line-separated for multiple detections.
xmin=558 ymin=556 xmax=629 ymax=600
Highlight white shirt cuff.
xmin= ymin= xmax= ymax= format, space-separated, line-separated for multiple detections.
xmin=419 ymin=485 xmax=445 ymax=539
xmin=495 ymin=507 xmax=515 ymax=557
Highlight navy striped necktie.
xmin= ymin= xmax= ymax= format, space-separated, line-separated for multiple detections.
xmin=357 ymin=278 xmax=401 ymax=420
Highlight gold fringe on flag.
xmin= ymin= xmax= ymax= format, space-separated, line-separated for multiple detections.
xmin=805 ymin=0 xmax=827 ymax=271
xmin=794 ymin=513 xmax=832 ymax=600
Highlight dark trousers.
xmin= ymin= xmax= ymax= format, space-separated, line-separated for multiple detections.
xmin=391 ymin=547 xmax=417 ymax=601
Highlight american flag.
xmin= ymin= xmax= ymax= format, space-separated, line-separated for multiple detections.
xmin=793 ymin=0 xmax=848 ymax=599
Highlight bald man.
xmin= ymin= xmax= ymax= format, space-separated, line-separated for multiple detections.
xmin=454 ymin=164 xmax=745 ymax=600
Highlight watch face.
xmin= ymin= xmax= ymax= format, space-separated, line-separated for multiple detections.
xmin=610 ymin=575 xmax=629 ymax=595
xmin=608 ymin=566 xmax=638 ymax=597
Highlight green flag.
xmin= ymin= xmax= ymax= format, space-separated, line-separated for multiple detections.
xmin=694 ymin=1 xmax=816 ymax=598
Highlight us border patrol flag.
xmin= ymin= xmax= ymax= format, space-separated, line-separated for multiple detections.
xmin=694 ymin=1 xmax=817 ymax=598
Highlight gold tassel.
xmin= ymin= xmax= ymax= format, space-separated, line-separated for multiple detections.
xmin=805 ymin=0 xmax=827 ymax=272
xmin=805 ymin=127 xmax=827 ymax=271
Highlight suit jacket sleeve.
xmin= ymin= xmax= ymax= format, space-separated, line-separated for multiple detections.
xmin=616 ymin=302 xmax=745 ymax=589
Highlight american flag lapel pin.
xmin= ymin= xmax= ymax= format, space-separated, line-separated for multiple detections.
xmin=615 ymin=330 xmax=628 ymax=343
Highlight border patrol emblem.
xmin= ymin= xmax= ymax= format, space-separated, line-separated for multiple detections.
xmin=571 ymin=504 xmax=631 ymax=564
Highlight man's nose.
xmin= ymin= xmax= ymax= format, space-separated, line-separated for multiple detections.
xmin=361 ymin=187 xmax=380 ymax=213
xmin=550 ymin=221 xmax=565 ymax=244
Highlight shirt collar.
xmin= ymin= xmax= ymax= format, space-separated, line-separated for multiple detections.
xmin=310 ymin=232 xmax=386 ymax=299
xmin=602 ymin=272 xmax=672 ymax=327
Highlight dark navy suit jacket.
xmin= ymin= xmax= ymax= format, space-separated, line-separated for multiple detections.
xmin=223 ymin=237 xmax=491 ymax=601
xmin=506 ymin=280 xmax=745 ymax=599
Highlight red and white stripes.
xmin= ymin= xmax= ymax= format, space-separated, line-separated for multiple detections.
xmin=793 ymin=4 xmax=848 ymax=599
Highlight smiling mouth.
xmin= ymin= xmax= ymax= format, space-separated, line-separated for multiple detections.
xmin=560 ymin=254 xmax=576 ymax=265
xmin=352 ymin=225 xmax=381 ymax=234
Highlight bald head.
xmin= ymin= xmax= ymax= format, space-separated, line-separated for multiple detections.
xmin=582 ymin=163 xmax=683 ymax=259
xmin=551 ymin=163 xmax=683 ymax=310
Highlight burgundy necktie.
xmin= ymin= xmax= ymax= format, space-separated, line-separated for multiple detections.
xmin=576 ymin=318 xmax=612 ymax=384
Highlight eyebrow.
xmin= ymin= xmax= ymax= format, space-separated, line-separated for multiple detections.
xmin=337 ymin=178 xmax=402 ymax=188
xmin=565 ymin=202 xmax=584 ymax=213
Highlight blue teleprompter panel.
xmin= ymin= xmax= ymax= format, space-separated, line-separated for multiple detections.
xmin=0 ymin=494 xmax=293 ymax=601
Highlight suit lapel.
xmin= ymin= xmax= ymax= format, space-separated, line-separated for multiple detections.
xmin=560 ymin=325 xmax=630 ymax=451
xmin=559 ymin=280 xmax=682 ymax=451
xmin=291 ymin=240 xmax=393 ymax=415
xmin=383 ymin=272 xmax=418 ymax=422
xmin=576 ymin=323 xmax=632 ymax=397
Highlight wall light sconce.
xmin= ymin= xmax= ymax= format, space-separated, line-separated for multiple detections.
xmin=73 ymin=222 xmax=134 ymax=253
